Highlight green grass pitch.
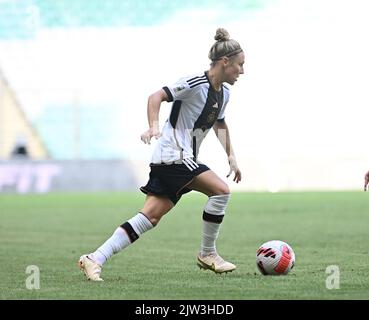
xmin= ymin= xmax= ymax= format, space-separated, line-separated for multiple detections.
xmin=1 ymin=191 xmax=369 ymax=300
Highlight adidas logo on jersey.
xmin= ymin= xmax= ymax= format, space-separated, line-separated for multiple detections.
xmin=212 ymin=102 xmax=218 ymax=109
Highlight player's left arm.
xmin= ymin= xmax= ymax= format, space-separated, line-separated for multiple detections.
xmin=213 ymin=120 xmax=242 ymax=183
xmin=364 ymin=171 xmax=369 ymax=191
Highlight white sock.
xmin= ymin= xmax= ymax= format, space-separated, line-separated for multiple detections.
xmin=127 ymin=212 xmax=154 ymax=235
xmin=91 ymin=227 xmax=129 ymax=265
xmin=200 ymin=220 xmax=221 ymax=256
xmin=91 ymin=213 xmax=153 ymax=265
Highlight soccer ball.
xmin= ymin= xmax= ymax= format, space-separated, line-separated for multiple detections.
xmin=256 ymin=240 xmax=295 ymax=275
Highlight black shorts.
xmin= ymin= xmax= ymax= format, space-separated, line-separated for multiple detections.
xmin=140 ymin=163 xmax=210 ymax=205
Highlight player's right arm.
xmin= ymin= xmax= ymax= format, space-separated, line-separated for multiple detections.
xmin=140 ymin=89 xmax=170 ymax=144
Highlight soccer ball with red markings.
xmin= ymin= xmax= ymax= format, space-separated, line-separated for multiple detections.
xmin=256 ymin=240 xmax=295 ymax=275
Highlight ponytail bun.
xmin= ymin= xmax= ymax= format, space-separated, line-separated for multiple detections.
xmin=214 ymin=28 xmax=230 ymax=42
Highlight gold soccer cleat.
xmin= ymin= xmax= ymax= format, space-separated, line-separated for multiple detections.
xmin=78 ymin=254 xmax=104 ymax=282
xmin=197 ymin=253 xmax=236 ymax=274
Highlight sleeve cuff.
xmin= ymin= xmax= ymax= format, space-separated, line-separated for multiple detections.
xmin=162 ymin=86 xmax=174 ymax=102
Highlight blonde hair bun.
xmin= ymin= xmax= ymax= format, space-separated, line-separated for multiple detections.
xmin=208 ymin=27 xmax=242 ymax=62
xmin=214 ymin=28 xmax=230 ymax=42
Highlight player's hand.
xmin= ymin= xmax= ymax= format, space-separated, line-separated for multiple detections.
xmin=227 ymin=155 xmax=242 ymax=183
xmin=140 ymin=127 xmax=161 ymax=144
xmin=364 ymin=171 xmax=369 ymax=191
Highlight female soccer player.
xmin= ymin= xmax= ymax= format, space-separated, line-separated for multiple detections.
xmin=364 ymin=171 xmax=369 ymax=191
xmin=79 ymin=28 xmax=245 ymax=281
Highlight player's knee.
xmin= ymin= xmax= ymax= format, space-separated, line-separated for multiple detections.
xmin=213 ymin=184 xmax=230 ymax=196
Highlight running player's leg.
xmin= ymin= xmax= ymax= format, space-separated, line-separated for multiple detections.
xmin=79 ymin=195 xmax=174 ymax=281
xmin=187 ymin=170 xmax=235 ymax=273
xmin=188 ymin=170 xmax=230 ymax=196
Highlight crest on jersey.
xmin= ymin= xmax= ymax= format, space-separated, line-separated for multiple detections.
xmin=174 ymin=85 xmax=186 ymax=93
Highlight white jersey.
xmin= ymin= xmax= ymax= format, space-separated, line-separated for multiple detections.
xmin=151 ymin=71 xmax=230 ymax=164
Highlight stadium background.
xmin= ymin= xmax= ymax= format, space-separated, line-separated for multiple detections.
xmin=1 ymin=0 xmax=369 ymax=193
xmin=2 ymin=0 xmax=369 ymax=303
